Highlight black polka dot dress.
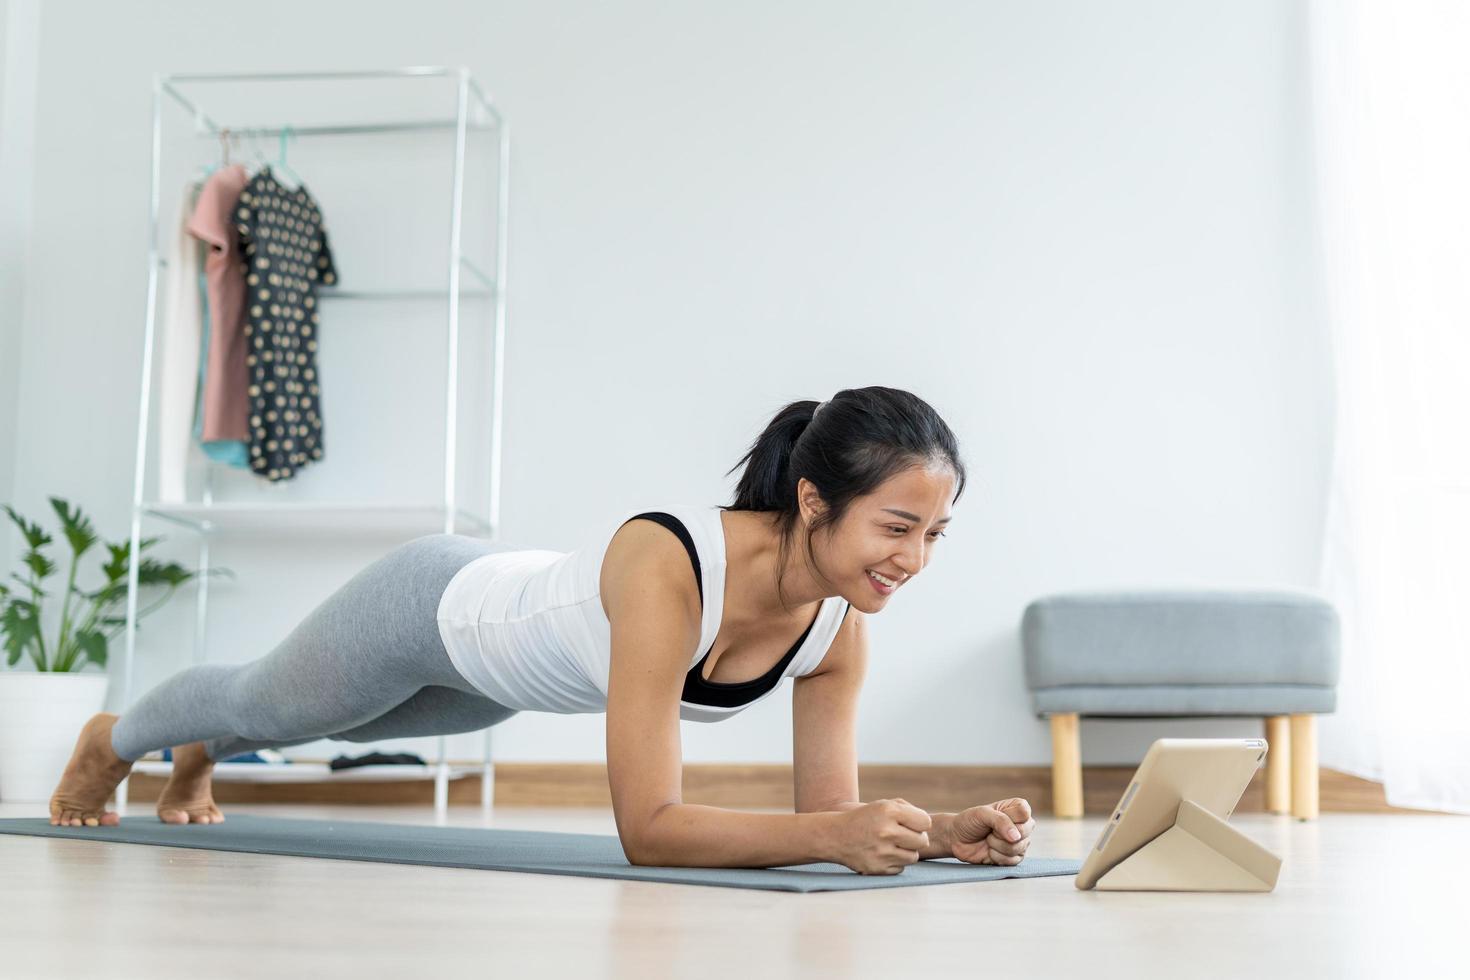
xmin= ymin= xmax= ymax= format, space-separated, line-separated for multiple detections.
xmin=233 ymin=165 xmax=338 ymax=482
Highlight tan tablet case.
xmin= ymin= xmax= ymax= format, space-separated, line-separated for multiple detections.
xmin=1076 ymin=738 xmax=1283 ymax=892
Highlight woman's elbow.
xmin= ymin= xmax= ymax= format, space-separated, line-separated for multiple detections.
xmin=616 ymin=802 xmax=675 ymax=866
xmin=620 ymin=834 xmax=660 ymax=867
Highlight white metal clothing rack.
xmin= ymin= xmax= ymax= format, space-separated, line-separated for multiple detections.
xmin=115 ymin=67 xmax=509 ymax=823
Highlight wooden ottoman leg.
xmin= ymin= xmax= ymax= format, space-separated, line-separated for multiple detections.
xmin=1289 ymin=713 xmax=1319 ymax=820
xmin=1050 ymin=712 xmax=1084 ymax=818
xmin=1264 ymin=715 xmax=1291 ymax=814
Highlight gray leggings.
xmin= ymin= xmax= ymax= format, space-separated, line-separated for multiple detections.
xmin=110 ymin=534 xmax=519 ymax=763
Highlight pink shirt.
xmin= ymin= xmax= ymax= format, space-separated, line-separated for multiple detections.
xmin=187 ymin=165 xmax=250 ymax=442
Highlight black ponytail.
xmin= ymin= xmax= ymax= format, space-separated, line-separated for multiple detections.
xmin=721 ymin=386 xmax=967 ymax=610
xmin=725 ymin=399 xmax=822 ymax=512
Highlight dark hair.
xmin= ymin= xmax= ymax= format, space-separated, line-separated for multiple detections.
xmin=720 ymin=386 xmax=967 ymax=611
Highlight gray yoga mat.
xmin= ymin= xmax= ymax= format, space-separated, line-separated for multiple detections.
xmin=0 ymin=814 xmax=1081 ymax=892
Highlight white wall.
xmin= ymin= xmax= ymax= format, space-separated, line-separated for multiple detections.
xmin=0 ymin=0 xmax=40 ymax=568
xmin=3 ymin=0 xmax=1330 ymax=767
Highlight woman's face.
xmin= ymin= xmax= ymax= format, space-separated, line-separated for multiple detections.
xmin=799 ymin=464 xmax=956 ymax=611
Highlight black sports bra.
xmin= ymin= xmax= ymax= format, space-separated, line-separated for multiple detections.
xmin=623 ymin=512 xmax=850 ymax=708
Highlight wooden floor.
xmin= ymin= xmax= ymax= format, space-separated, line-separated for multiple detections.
xmin=0 ymin=800 xmax=1463 ymax=979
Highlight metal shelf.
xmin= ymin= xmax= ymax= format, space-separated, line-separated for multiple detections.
xmin=119 ymin=67 xmax=510 ymax=822
xmin=141 ymin=502 xmax=494 ymax=536
xmin=316 ymin=288 xmax=493 ymax=301
xmin=167 ymin=253 xmax=498 ymax=302
xmin=133 ymin=760 xmax=486 ymax=784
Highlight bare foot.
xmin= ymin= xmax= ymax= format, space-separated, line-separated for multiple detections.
xmin=156 ymin=741 xmax=225 ymax=825
xmin=49 ymin=712 xmax=134 ymax=827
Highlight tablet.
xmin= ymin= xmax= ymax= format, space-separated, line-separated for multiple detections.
xmin=1074 ymin=737 xmax=1268 ymax=890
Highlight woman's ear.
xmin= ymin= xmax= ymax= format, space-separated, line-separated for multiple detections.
xmin=795 ymin=477 xmax=827 ymax=526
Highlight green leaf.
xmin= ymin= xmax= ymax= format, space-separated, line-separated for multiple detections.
xmin=48 ymin=497 xmax=98 ymax=560
xmin=99 ymin=537 xmax=163 ymax=581
xmin=74 ymin=628 xmax=108 ymax=670
xmin=4 ymin=504 xmax=235 ymax=672
xmin=88 ymin=582 xmax=127 ymax=607
xmin=93 ymin=537 xmax=182 ymax=590
xmin=22 ymin=549 xmax=55 ymax=581
xmin=101 ymin=542 xmax=130 ymax=582
xmin=81 ymin=568 xmax=232 ymax=632
xmin=3 ymin=504 xmax=51 ymax=550
xmin=137 ymin=558 xmax=194 ymax=589
xmin=9 ymin=573 xmax=49 ymax=597
xmin=3 ymin=599 xmax=41 ymax=667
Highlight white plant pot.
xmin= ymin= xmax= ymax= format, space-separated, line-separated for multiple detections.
xmin=0 ymin=670 xmax=110 ymax=804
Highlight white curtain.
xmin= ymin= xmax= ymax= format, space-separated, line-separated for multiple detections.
xmin=1310 ymin=0 xmax=1470 ymax=814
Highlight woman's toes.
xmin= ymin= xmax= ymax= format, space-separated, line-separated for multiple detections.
xmin=157 ymin=805 xmax=224 ymax=825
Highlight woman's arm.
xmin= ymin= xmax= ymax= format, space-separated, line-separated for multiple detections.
xmin=602 ymin=521 xmax=845 ymax=868
xmin=635 ymin=805 xmax=841 ymax=867
xmin=818 ymin=802 xmax=956 ymax=860
xmin=792 ymin=609 xmax=957 ymax=860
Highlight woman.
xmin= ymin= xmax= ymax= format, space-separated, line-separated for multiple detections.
xmin=50 ymin=386 xmax=1034 ymax=875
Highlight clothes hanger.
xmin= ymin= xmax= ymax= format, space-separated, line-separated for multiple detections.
xmin=273 ymin=125 xmax=307 ymax=191
xmin=246 ymin=131 xmax=272 ymax=180
xmin=196 ymin=128 xmax=234 ymax=181
xmin=250 ymin=126 xmax=305 ymax=191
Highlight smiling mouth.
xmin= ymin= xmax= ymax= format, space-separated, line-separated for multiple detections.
xmin=867 ymin=570 xmax=899 ymax=593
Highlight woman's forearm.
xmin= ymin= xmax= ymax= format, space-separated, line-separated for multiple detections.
xmin=631 ymin=803 xmax=838 ymax=868
xmin=819 ymin=801 xmax=955 ymax=860
xmin=917 ymin=811 xmax=956 ymax=859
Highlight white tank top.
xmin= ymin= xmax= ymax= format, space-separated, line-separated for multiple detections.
xmin=435 ymin=503 xmax=851 ymax=722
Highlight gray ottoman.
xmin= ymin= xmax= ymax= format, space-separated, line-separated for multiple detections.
xmin=1021 ymin=591 xmax=1340 ymax=820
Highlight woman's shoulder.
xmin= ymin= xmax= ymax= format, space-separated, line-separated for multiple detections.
xmin=598 ymin=512 xmax=701 ymax=621
xmin=598 ymin=504 xmax=712 ymax=566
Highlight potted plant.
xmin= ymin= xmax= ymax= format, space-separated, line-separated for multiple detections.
xmin=0 ymin=497 xmax=228 ymax=803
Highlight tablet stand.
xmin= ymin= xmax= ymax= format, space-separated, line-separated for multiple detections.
xmin=1094 ymin=799 xmax=1282 ymax=892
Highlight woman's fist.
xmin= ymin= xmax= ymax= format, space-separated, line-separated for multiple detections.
xmin=829 ymin=798 xmax=933 ymax=875
xmin=949 ymin=797 xmax=1034 ymax=866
